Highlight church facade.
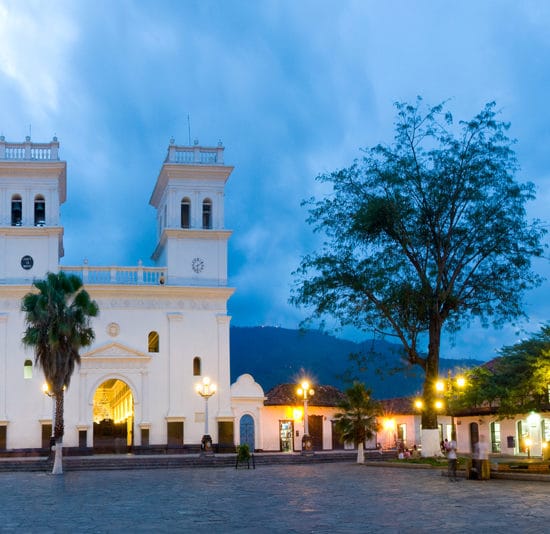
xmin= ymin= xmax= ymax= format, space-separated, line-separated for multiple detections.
xmin=0 ymin=136 xmax=240 ymax=453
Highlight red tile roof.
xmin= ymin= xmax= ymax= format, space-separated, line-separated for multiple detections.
xmin=379 ymin=397 xmax=418 ymax=415
xmin=264 ymin=384 xmax=345 ymax=407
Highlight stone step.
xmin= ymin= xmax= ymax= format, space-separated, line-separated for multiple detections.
xmin=0 ymin=450 xmax=394 ymax=472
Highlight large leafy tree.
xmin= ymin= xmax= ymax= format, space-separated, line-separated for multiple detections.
xmin=333 ymin=382 xmax=380 ymax=463
xmin=461 ymin=325 xmax=550 ymax=416
xmin=292 ymin=98 xmax=545 ymax=453
xmin=22 ymin=272 xmax=98 ymax=474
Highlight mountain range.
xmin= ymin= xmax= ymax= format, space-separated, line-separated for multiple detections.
xmin=229 ymin=326 xmax=483 ymax=399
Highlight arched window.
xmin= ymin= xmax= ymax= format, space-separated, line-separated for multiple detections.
xmin=181 ymin=197 xmax=191 ymax=228
xmin=148 ymin=331 xmax=159 ymax=353
xmin=202 ymin=199 xmax=212 ymax=229
xmin=34 ymin=195 xmax=46 ymax=226
xmin=24 ymin=359 xmax=33 ymax=379
xmin=11 ymin=195 xmax=22 ymax=226
xmin=193 ymin=357 xmax=201 ymax=376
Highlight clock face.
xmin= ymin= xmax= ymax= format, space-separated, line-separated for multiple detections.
xmin=191 ymin=257 xmax=205 ymax=274
xmin=21 ymin=255 xmax=34 ymax=270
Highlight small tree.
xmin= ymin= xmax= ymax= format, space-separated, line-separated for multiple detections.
xmin=334 ymin=382 xmax=380 ymax=463
xmin=292 ymin=98 xmax=546 ymax=455
xmin=22 ymin=272 xmax=98 ymax=474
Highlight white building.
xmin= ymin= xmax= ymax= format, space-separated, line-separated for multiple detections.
xmin=0 ymin=136 xmax=238 ymax=453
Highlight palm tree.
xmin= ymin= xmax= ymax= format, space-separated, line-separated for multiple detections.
xmin=334 ymin=382 xmax=380 ymax=464
xmin=22 ymin=272 xmax=98 ymax=474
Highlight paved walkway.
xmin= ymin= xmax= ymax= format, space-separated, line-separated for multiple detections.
xmin=0 ymin=463 xmax=547 ymax=533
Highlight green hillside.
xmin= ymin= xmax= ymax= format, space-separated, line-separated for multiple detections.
xmin=230 ymin=326 xmax=482 ymax=398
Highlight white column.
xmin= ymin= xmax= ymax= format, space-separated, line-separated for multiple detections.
xmin=168 ymin=189 xmax=175 ymax=228
xmin=0 ymin=314 xmax=7 ymax=420
xmin=167 ymin=312 xmax=183 ymax=417
xmin=193 ymin=191 xmax=200 ymax=228
xmin=217 ymin=236 xmax=229 ymax=285
xmin=78 ymin=371 xmax=87 ymax=426
xmin=140 ymin=370 xmax=149 ymax=424
xmin=24 ymin=187 xmax=31 ymax=226
xmin=0 ymin=236 xmax=5 ymax=279
xmin=216 ymin=190 xmax=224 ymax=229
xmin=0 ymin=188 xmax=6 ymax=225
xmin=216 ymin=314 xmax=232 ymax=417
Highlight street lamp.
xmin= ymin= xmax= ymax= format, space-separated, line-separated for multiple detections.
xmin=195 ymin=376 xmax=216 ymax=454
xmin=297 ymin=380 xmax=314 ymax=453
xmin=435 ymin=371 xmax=466 ymax=440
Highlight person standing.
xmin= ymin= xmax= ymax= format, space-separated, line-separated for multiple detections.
xmin=473 ymin=436 xmax=490 ymax=480
xmin=446 ymin=437 xmax=458 ymax=481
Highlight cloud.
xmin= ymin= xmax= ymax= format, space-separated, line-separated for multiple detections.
xmin=1 ymin=0 xmax=549 ymax=362
xmin=0 ymin=0 xmax=78 ymax=122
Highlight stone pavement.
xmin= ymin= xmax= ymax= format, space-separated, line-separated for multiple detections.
xmin=0 ymin=462 xmax=548 ymax=533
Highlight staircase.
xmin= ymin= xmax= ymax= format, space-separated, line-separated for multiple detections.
xmin=0 ymin=450 xmax=395 ymax=472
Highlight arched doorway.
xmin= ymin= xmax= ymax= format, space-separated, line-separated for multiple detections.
xmin=239 ymin=414 xmax=255 ymax=451
xmin=93 ymin=379 xmax=134 ymax=453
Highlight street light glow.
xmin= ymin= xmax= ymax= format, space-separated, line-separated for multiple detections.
xmin=383 ymin=418 xmax=395 ymax=430
xmin=297 ymin=379 xmax=314 ymax=453
xmin=297 ymin=381 xmax=314 ymax=399
xmin=196 ymin=376 xmax=216 ymax=397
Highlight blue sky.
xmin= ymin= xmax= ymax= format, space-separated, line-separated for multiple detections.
xmin=1 ymin=0 xmax=550 ymax=362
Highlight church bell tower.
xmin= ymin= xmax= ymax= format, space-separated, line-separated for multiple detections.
xmin=0 ymin=136 xmax=66 ymax=283
xmin=149 ymin=139 xmax=233 ymax=285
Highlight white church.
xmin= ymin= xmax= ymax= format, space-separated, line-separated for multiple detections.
xmin=0 ymin=135 xmax=271 ymax=454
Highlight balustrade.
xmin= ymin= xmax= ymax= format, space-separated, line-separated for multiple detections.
xmin=0 ymin=136 xmax=59 ymax=160
xmin=166 ymin=140 xmax=224 ymax=165
xmin=61 ymin=265 xmax=165 ymax=285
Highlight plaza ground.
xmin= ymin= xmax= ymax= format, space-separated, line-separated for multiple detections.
xmin=0 ymin=462 xmax=548 ymax=533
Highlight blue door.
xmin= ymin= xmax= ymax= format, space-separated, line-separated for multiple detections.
xmin=240 ymin=414 xmax=255 ymax=451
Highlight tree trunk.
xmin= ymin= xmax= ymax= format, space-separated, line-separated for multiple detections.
xmin=421 ymin=316 xmax=442 ymax=430
xmin=420 ymin=428 xmax=442 ymax=458
xmin=52 ymin=437 xmax=63 ymax=475
xmin=356 ymin=441 xmax=365 ymax=464
xmin=52 ymin=389 xmax=64 ymax=475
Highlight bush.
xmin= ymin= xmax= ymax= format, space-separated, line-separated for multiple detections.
xmin=236 ymin=444 xmax=251 ymax=461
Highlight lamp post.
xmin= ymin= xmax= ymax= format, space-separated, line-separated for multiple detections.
xmin=435 ymin=371 xmax=466 ymax=441
xmin=297 ymin=380 xmax=314 ymax=453
xmin=195 ymin=377 xmax=216 ymax=454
